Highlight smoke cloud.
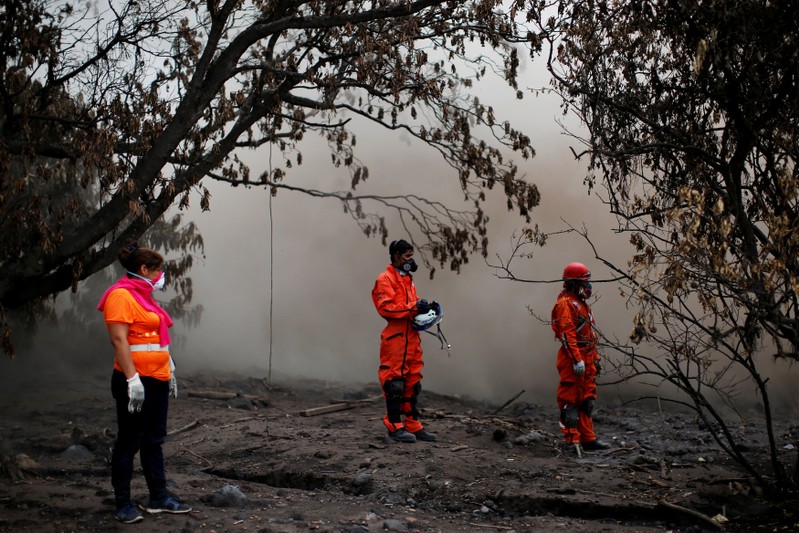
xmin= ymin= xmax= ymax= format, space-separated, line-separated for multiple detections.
xmin=2 ymin=53 xmax=794 ymax=419
xmin=176 ymin=81 xmax=633 ymax=407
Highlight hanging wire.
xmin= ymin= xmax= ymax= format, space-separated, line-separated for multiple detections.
xmin=267 ymin=143 xmax=274 ymax=387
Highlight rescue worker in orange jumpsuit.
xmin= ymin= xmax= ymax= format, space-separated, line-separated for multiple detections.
xmin=551 ymin=262 xmax=610 ymax=452
xmin=372 ymin=239 xmax=438 ymax=443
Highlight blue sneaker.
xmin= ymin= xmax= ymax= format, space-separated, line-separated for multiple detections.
xmin=115 ymin=503 xmax=144 ymax=523
xmin=141 ymin=496 xmax=191 ymax=514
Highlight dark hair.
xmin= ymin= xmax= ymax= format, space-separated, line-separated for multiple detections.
xmin=389 ymin=239 xmax=413 ymax=258
xmin=118 ymin=241 xmax=163 ymax=274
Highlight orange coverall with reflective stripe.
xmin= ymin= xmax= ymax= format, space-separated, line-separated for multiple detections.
xmin=551 ymin=289 xmax=600 ymax=444
xmin=372 ymin=265 xmax=424 ymax=432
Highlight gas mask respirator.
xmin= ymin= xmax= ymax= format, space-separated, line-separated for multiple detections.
xmin=582 ymin=282 xmax=592 ymax=299
xmin=400 ymin=258 xmax=418 ymax=273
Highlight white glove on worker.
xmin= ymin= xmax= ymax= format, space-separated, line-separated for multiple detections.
xmin=168 ymin=356 xmax=178 ymax=399
xmin=573 ymin=360 xmax=586 ymax=376
xmin=127 ymin=373 xmax=145 ymax=413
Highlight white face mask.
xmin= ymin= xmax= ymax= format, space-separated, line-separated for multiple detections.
xmin=152 ymin=272 xmax=166 ymax=291
xmin=128 ymin=271 xmax=166 ymax=291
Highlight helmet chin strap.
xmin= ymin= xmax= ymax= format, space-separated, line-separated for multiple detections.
xmin=423 ymin=323 xmax=451 ymax=357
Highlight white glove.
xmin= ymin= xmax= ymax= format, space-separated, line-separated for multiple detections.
xmin=168 ymin=356 xmax=178 ymax=399
xmin=573 ymin=360 xmax=586 ymax=376
xmin=127 ymin=373 xmax=145 ymax=413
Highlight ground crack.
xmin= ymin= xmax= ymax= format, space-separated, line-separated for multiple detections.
xmin=496 ymin=493 xmax=711 ymax=529
xmin=206 ymin=467 xmax=344 ymax=492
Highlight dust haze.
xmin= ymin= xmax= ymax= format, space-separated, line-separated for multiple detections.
xmin=165 ymin=77 xmax=637 ymax=408
xmin=1 ymin=55 xmax=795 ymax=417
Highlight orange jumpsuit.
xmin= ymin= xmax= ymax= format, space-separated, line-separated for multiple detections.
xmin=372 ymin=265 xmax=425 ymax=433
xmin=551 ymin=289 xmax=599 ymax=444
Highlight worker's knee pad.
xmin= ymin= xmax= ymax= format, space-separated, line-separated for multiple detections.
xmin=383 ymin=378 xmax=405 ymax=400
xmin=406 ymin=382 xmax=422 ymax=418
xmin=579 ymin=398 xmax=595 ymax=417
xmin=561 ymin=406 xmax=580 ymax=429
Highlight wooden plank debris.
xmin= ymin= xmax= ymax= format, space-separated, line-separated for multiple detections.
xmin=299 ymin=395 xmax=382 ymax=417
xmin=492 ymin=389 xmax=525 ymax=415
xmin=658 ymin=500 xmax=726 ymax=530
xmin=167 ymin=419 xmax=200 ymax=436
xmin=187 ymin=389 xmax=268 ymax=404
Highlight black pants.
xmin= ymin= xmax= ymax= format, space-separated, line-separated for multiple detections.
xmin=111 ymin=370 xmax=169 ymax=508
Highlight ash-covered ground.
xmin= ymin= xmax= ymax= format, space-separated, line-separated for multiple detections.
xmin=1 ymin=371 xmax=797 ymax=532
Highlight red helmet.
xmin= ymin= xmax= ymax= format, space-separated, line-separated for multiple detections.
xmin=562 ymin=262 xmax=591 ymax=281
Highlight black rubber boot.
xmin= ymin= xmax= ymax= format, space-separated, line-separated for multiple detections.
xmin=413 ymin=428 xmax=438 ymax=442
xmin=388 ymin=428 xmax=417 ymax=443
xmin=581 ymin=439 xmax=610 ymax=451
